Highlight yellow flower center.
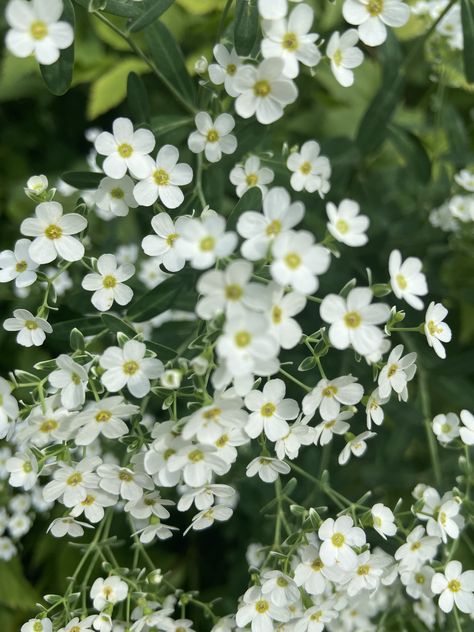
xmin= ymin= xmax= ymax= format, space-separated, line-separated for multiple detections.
xmin=164 ymin=448 xmax=175 ymax=460
xmin=206 ymin=129 xmax=219 ymax=143
xmin=387 ymin=363 xmax=398 ymax=377
xmin=448 ymin=579 xmax=461 ymax=592
xmin=246 ymin=174 xmax=258 ymax=186
xmin=110 ymin=187 xmax=125 ymax=199
xmin=396 ymin=274 xmax=407 ymax=290
xmin=260 ymin=402 xmax=276 ymax=417
xmin=311 ymin=558 xmax=323 ymax=571
xmin=199 ymin=236 xmax=215 ymax=252
xmin=118 ymin=143 xmax=133 ymax=158
xmin=282 ymin=32 xmax=299 ymax=51
xmin=322 ymin=385 xmax=338 ymax=398
xmin=284 ymin=252 xmax=301 ymax=269
xmin=272 ymin=305 xmax=282 ymax=324
xmin=45 ymin=224 xmax=62 ymax=240
xmin=215 ymin=434 xmax=229 ymax=447
xmin=153 ymin=169 xmax=170 ymax=186
xmin=410 ymin=541 xmax=421 ymax=550
xmin=119 ymin=469 xmax=133 ymax=481
xmin=225 ymin=284 xmax=243 ymax=300
xmin=310 ymin=611 xmax=322 ymax=621
xmin=367 ymin=0 xmax=384 ymax=15
xmin=66 ymin=472 xmax=83 ymax=487
xmin=40 ymin=419 xmax=58 ymax=433
xmin=123 ymin=360 xmax=139 ymax=375
xmin=441 ymin=423 xmax=452 ymax=434
xmin=254 ymin=80 xmax=271 ymax=97
xmin=266 ymin=219 xmax=282 ymax=236
xmin=23 ymin=461 xmax=33 ymax=473
xmin=234 ymin=331 xmax=251 ymax=347
xmin=415 ymin=573 xmax=425 ymax=584
xmin=33 ymin=623 xmax=43 ymax=632
xmin=71 ymin=373 xmax=81 ymax=385
xmin=427 ymin=320 xmax=443 ymax=335
xmin=255 ymin=599 xmax=269 ymax=613
xmin=203 ymin=407 xmax=221 ymax=420
xmin=15 ymin=260 xmax=27 ymax=272
xmin=95 ymin=410 xmax=112 ymax=423
xmin=336 ymin=219 xmax=349 ymax=234
xmin=166 ymin=233 xmax=179 ymax=246
xmin=25 ymin=320 xmax=38 ymax=330
xmin=333 ymin=49 xmax=343 ymax=66
xmin=82 ymin=495 xmax=95 ymax=506
xmin=103 ymin=275 xmax=117 ymax=289
xmin=344 ymin=311 xmax=361 ymax=328
xmin=324 ymin=419 xmax=336 ymax=429
xmin=300 ymin=161 xmax=312 ymax=175
xmin=331 ymin=532 xmax=345 ymax=547
xmin=227 ymin=63 xmax=237 ymax=75
xmin=276 ymin=576 xmax=288 ymax=587
xmin=357 ymin=564 xmax=370 ymax=576
xmin=374 ymin=516 xmax=382 ymax=527
xmin=188 ymin=449 xmax=204 ymax=462
xmin=30 ymin=21 xmax=48 ymax=40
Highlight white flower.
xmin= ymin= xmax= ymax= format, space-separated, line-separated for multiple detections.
xmin=21 ymin=618 xmax=53 ymax=632
xmin=261 ymin=4 xmax=321 ymax=79
xmin=141 ymin=213 xmax=188 ymax=273
xmin=318 ymin=515 xmax=366 ymax=570
xmin=82 ymin=253 xmax=134 ymax=312
xmin=125 ymin=491 xmax=173 ymax=520
xmin=230 ymin=155 xmax=274 ymax=198
xmin=314 ymin=410 xmax=353 ymax=446
xmin=326 ymin=199 xmax=369 ymax=246
xmin=115 ymin=244 xmax=138 ymax=265
xmin=268 ymin=285 xmax=306 ymax=349
xmin=338 ymin=431 xmax=376 ymax=465
xmin=236 ymin=585 xmax=289 ymax=630
xmin=432 ymin=412 xmax=460 ymax=444
xmin=424 ymin=301 xmax=451 ymax=359
xmin=371 ymin=503 xmax=396 ymax=538
xmin=449 ymin=195 xmax=474 ymax=222
xmin=303 ymin=375 xmax=364 ymax=420
xmin=0 ymin=536 xmax=16 ymax=560
xmin=0 ymin=377 xmax=18 ymax=439
xmin=196 ymin=260 xmax=268 ymax=320
xmin=395 ymin=525 xmax=440 ymax=570
xmin=208 ymin=44 xmax=242 ymax=97
xmin=237 ymin=186 xmax=305 ymax=261
xmin=69 ymin=489 xmax=116 ymax=523
xmin=293 ymin=544 xmax=330 ymax=595
xmin=258 ymin=0 xmax=288 ymax=19
xmin=133 ymin=144 xmax=193 ymax=209
xmin=6 ymin=451 xmax=38 ymax=490
xmin=366 ymin=388 xmax=389 ymax=428
xmin=326 ymin=29 xmax=364 ymax=87
xmin=294 ymin=602 xmax=337 ymax=631
xmin=175 ymin=213 xmax=237 ymax=269
xmin=43 ymin=457 xmax=100 ymax=507
xmin=20 ymin=201 xmax=87 ymax=264
xmin=97 ymin=463 xmax=152 ymax=501
xmin=90 ymin=576 xmax=128 ymax=611
xmin=431 ymin=560 xmax=474 ymax=614
xmin=188 ymin=112 xmax=237 ymax=163
xmin=286 ymin=141 xmax=331 ymax=196
xmin=26 ymin=174 xmax=48 ymax=194
xmin=182 ymin=395 xmax=247 ymax=443
xmin=71 ymin=396 xmax=139 ymax=445
xmin=5 ymin=0 xmax=74 ymax=65
xmin=47 ymin=517 xmax=91 ymax=538
xmin=245 ymin=378 xmax=299 ymax=441
xmin=94 ymin=117 xmax=155 ymax=179
xmin=100 ymin=340 xmax=164 ymax=398
xmin=8 ymin=512 xmax=31 ymax=538
xmin=94 ymin=176 xmax=138 ymax=218
xmin=168 ymin=444 xmax=228 ymax=487
xmin=460 ymin=409 xmax=474 ymax=445
xmin=177 ymin=483 xmax=235 ymax=512
xmin=455 ymin=169 xmax=474 ymax=192
xmin=389 ymin=250 xmax=428 ymax=310
xmin=160 ymin=369 xmax=182 ymax=389
xmin=138 ymin=258 xmax=169 ymax=289
xmin=59 ymin=617 xmax=95 ymax=632
xmin=320 ymin=287 xmax=390 ymax=357
xmin=271 ymin=230 xmax=330 ymax=294
xmin=184 ymin=504 xmax=233 ymax=534
xmin=261 ymin=570 xmax=300 ymax=606
xmin=234 ymin=58 xmax=298 ymax=125
xmin=342 ymin=0 xmax=410 ymax=47
xmin=246 ymin=456 xmax=290 ymax=483
xmin=400 ymin=566 xmax=434 ymax=600
xmin=0 ymin=238 xmax=38 ymax=288
xmin=378 ymin=344 xmax=417 ymax=401
xmin=3 ymin=308 xmax=52 ymax=347
xmin=49 ymin=354 xmax=88 ymax=410
xmin=427 ymin=499 xmax=464 ymax=543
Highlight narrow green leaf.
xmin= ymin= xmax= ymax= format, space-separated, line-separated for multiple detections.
xmin=101 ymin=314 xmax=137 ymax=336
xmin=61 ymin=171 xmax=103 ymax=190
xmin=127 ymin=72 xmax=150 ymax=124
xmin=52 ymin=317 xmax=103 ymax=340
xmin=70 ymin=327 xmax=85 ymax=351
xmin=228 ymin=187 xmax=263 ymax=225
xmin=145 ymin=21 xmax=197 ymax=107
xmin=234 ymin=0 xmax=259 ymax=56
xmin=40 ymin=0 xmax=75 ymax=95
xmin=127 ymin=271 xmax=196 ymax=322
xmin=73 ymin=0 xmax=142 ymax=17
xmin=461 ymin=0 xmax=474 ymax=83
xmin=388 ymin=125 xmax=431 ymax=184
xmin=129 ymin=0 xmax=175 ymax=32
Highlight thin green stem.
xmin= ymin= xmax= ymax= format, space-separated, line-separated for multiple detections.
xmin=279 ymin=368 xmax=311 ymax=392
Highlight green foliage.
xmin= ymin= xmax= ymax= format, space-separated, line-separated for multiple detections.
xmin=40 ymin=0 xmax=76 ymax=95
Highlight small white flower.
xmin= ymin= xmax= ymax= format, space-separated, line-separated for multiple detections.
xmin=237 ymin=186 xmax=305 ymax=261
xmin=5 ymin=0 xmax=74 ymax=65
xmin=49 ymin=354 xmax=88 ymax=410
xmin=0 ymin=536 xmax=16 ymax=560
xmin=142 ymin=212 xmax=189 ymax=273
xmin=449 ymin=195 xmax=474 ymax=222
xmin=371 ymin=503 xmax=397 ymax=538
xmin=326 ymin=29 xmax=364 ymax=87
xmin=338 ymin=430 xmax=376 ymax=465
xmin=90 ymin=576 xmax=128 ymax=611
xmin=455 ymin=169 xmax=474 ymax=192
xmin=378 ymin=344 xmax=417 ymax=401
xmin=427 ymin=499 xmax=464 ymax=543
xmin=94 ymin=117 xmax=155 ymax=179
xmin=261 ymin=3 xmax=321 ymax=79
xmin=208 ymin=44 xmax=242 ymax=97
xmin=82 ymin=253 xmax=134 ymax=312
xmin=43 ymin=456 xmax=100 ymax=507
xmin=0 ymin=239 xmax=38 ymax=288
xmin=69 ymin=489 xmax=116 ymax=523
xmin=188 ymin=112 xmax=237 ymax=163
xmin=100 ymin=340 xmax=164 ymax=398
xmin=431 ymin=560 xmax=474 ymax=613
xmin=342 ymin=0 xmax=410 ymax=47
xmin=133 ymin=144 xmax=193 ymax=209
xmin=3 ymin=308 xmax=52 ymax=347
xmin=20 ymin=201 xmax=87 ymax=264
xmin=258 ymin=0 xmax=288 ymax=20
xmin=182 ymin=395 xmax=247 ymax=444
xmin=320 ymin=287 xmax=390 ymax=357
xmin=0 ymin=377 xmax=19 ymax=439
xmin=230 ymin=155 xmax=274 ymax=198
xmin=94 ymin=175 xmax=138 ymax=218
xmin=400 ymin=566 xmax=434 ymax=600
xmin=26 ymin=174 xmax=48 ymax=195
xmin=245 ymin=378 xmax=299 ymax=441
xmin=98 ymin=463 xmax=152 ymax=501
xmin=246 ymin=456 xmax=290 ymax=483
xmin=389 ymin=250 xmax=428 ymax=310
xmin=460 ymin=409 xmax=474 ymax=445
xmin=21 ymin=618 xmax=53 ymax=632
xmin=160 ymin=369 xmax=182 ymax=389
xmin=236 ymin=585 xmax=289 ymax=630
xmin=184 ymin=504 xmax=233 ymax=534
xmin=261 ymin=570 xmax=300 ymax=606
xmin=178 ymin=484 xmax=235 ymax=512
xmin=326 ymin=199 xmax=369 ymax=246
xmin=6 ymin=451 xmax=38 ymax=490
xmin=47 ymin=517 xmax=91 ymax=538
xmin=286 ymin=141 xmax=331 ymax=196
xmin=318 ymin=515 xmax=366 ymax=570
xmin=395 ymin=525 xmax=440 ymax=570
xmin=168 ymin=444 xmax=228 ymax=487
xmin=268 ymin=284 xmax=306 ymax=349
xmin=71 ymin=396 xmax=139 ymax=445
xmin=303 ymin=375 xmax=364 ymax=420
xmin=424 ymin=301 xmax=451 ymax=359
xmin=271 ymin=230 xmax=330 ymax=294
xmin=138 ymin=258 xmax=169 ymax=289
xmin=294 ymin=602 xmax=337 ymax=631
xmin=314 ymin=410 xmax=353 ymax=446
xmin=175 ymin=212 xmax=237 ymax=269
xmin=365 ymin=388 xmax=389 ymax=428
xmin=234 ymin=57 xmax=298 ymax=125
xmin=432 ymin=412 xmax=460 ymax=444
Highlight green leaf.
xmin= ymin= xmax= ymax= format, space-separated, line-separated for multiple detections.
xmin=461 ymin=0 xmax=474 ymax=83
xmin=388 ymin=125 xmax=431 ymax=184
xmin=127 ymin=72 xmax=150 ymax=124
xmin=127 ymin=271 xmax=196 ymax=322
xmin=70 ymin=327 xmax=85 ymax=351
xmin=101 ymin=314 xmax=137 ymax=336
xmin=40 ymin=0 xmax=75 ymax=95
xmin=61 ymin=171 xmax=103 ymax=189
xmin=88 ymin=57 xmax=149 ymax=120
xmin=234 ymin=0 xmax=259 ymax=56
xmin=145 ymin=21 xmax=197 ymax=107
xmin=129 ymin=0 xmax=175 ymax=32
xmin=227 ymin=187 xmax=263 ymax=226
xmin=52 ymin=317 xmax=103 ymax=340
xmin=73 ymin=0 xmax=143 ymax=17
